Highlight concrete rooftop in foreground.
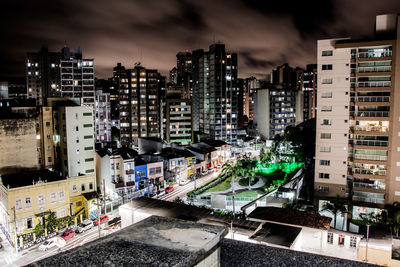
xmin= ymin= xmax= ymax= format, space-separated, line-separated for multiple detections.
xmin=28 ymin=215 xmax=377 ymax=267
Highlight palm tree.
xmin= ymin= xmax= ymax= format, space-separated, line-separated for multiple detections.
xmin=241 ymin=158 xmax=258 ymax=190
xmin=321 ymin=196 xmax=349 ymax=230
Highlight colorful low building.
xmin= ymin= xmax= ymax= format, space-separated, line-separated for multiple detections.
xmin=67 ymin=174 xmax=97 ymax=219
xmin=0 ymin=169 xmax=96 ymax=248
xmin=134 ymin=158 xmax=148 ymax=190
xmin=146 ymin=161 xmax=164 ymax=190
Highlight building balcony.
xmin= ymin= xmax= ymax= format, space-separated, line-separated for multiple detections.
xmin=348 ymin=139 xmax=388 ymax=147
xmin=353 ymin=168 xmax=386 ymax=176
xmin=354 ymin=96 xmax=390 ymax=103
xmin=353 ymin=182 xmax=385 ymax=191
xmin=354 ymin=126 xmax=389 ymax=134
xmin=357 ymin=81 xmax=391 ymax=88
xmin=352 ymin=195 xmax=385 ymax=204
xmin=126 ymin=181 xmax=135 ymax=187
xmin=356 ymin=111 xmax=389 ymax=118
xmin=358 ymin=51 xmax=392 ymax=58
xmin=115 ymin=182 xmax=125 ymax=188
xmin=126 ymin=169 xmax=135 ymax=175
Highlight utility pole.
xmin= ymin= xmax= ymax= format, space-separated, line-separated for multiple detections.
xmin=97 ymin=198 xmax=101 ymax=239
xmin=12 ymin=207 xmax=18 ymax=253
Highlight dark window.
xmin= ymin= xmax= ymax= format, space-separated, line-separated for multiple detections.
xmin=322 ymin=64 xmax=333 ymax=70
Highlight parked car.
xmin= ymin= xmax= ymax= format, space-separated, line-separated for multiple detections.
xmin=75 ymin=219 xmax=94 ymax=233
xmin=179 ymin=180 xmax=189 ymax=186
xmin=165 ymin=185 xmax=174 ymax=193
xmin=201 ymin=170 xmax=208 ymax=176
xmin=38 ymin=238 xmax=58 ymax=251
xmin=61 ymin=229 xmax=75 ymax=240
xmin=93 ymin=214 xmax=109 ymax=225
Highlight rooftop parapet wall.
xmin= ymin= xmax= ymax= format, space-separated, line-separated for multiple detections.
xmin=29 ymin=215 xmax=227 ymax=267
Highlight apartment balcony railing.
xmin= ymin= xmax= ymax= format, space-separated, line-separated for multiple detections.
xmin=357 ymin=111 xmax=389 ymax=117
xmin=358 ymin=66 xmax=392 ymax=73
xmin=355 ymin=96 xmax=390 ymax=102
xmin=358 ymin=51 xmax=392 ymax=58
xmin=115 ymin=182 xmax=125 ymax=188
xmin=126 ymin=169 xmax=135 ymax=175
xmin=354 ymin=126 xmax=389 ymax=132
xmin=358 ymin=81 xmax=391 ymax=87
xmin=353 ymin=168 xmax=386 ymax=176
xmin=353 ymin=182 xmax=385 ymax=191
xmin=126 ymin=181 xmax=135 ymax=187
xmin=349 ymin=139 xmax=388 ymax=147
xmin=352 ymin=196 xmax=385 ymax=204
xmin=354 ymin=154 xmax=387 ymax=161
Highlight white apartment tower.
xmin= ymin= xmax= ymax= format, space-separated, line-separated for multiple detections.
xmin=315 ymin=14 xmax=400 ymax=208
xmin=58 ymin=106 xmax=95 ymax=177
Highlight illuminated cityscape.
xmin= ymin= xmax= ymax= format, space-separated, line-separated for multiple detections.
xmin=0 ymin=1 xmax=400 ymax=266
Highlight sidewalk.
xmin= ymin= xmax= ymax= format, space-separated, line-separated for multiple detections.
xmin=0 ymin=229 xmax=18 ymax=266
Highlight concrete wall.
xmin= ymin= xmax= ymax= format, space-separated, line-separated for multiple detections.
xmin=256 ymin=89 xmax=270 ymax=140
xmin=314 ymin=39 xmax=350 ymax=197
xmin=0 ymin=118 xmax=39 ymax=173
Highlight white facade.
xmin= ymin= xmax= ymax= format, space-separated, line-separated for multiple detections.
xmin=59 ymin=106 xmax=95 ymax=177
xmin=314 ymin=39 xmax=351 ymax=196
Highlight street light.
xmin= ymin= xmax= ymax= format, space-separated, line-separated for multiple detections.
xmin=255 ymin=136 xmax=260 ymax=151
xmin=363 ymin=223 xmax=370 ymax=262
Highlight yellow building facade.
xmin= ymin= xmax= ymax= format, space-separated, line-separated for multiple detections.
xmin=186 ymin=155 xmax=196 ymax=179
xmin=0 ymin=171 xmax=96 ymax=248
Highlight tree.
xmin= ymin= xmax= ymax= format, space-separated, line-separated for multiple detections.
xmin=46 ymin=211 xmax=59 ymax=232
xmin=321 ymin=196 xmax=349 ymax=230
xmin=241 ymin=158 xmax=258 ymax=190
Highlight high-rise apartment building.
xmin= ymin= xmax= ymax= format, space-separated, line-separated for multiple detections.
xmin=297 ymin=64 xmax=318 ymax=120
xmin=60 ymin=47 xmax=95 ymax=106
xmin=94 ymin=89 xmax=111 ymax=142
xmin=26 ymin=47 xmax=62 ymax=105
xmin=176 ymin=51 xmax=192 ymax=98
xmin=118 ymin=64 xmax=160 ymax=147
xmin=26 ymin=46 xmax=94 ymax=106
xmin=257 ymin=84 xmax=303 ymax=139
xmin=166 ymin=99 xmax=193 ymax=145
xmin=192 ymin=44 xmax=238 ymax=144
xmin=314 ymin=14 xmax=400 ymax=209
xmin=244 ymin=77 xmax=259 ymax=126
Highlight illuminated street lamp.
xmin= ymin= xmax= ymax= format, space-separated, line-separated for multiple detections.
xmin=255 ymin=136 xmax=260 ymax=151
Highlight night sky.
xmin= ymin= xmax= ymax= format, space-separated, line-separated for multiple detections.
xmin=1 ymin=0 xmax=400 ymax=81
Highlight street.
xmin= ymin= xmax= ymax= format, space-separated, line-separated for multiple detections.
xmin=1 ymin=170 xmax=221 ymax=266
xmin=157 ymin=170 xmax=220 ymax=202
xmin=1 ymin=220 xmax=119 ymax=267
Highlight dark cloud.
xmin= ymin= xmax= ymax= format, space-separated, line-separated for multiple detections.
xmin=0 ymin=0 xmax=399 ymax=80
xmin=240 ymin=52 xmax=275 ymax=68
xmin=243 ymin=0 xmax=336 ymax=37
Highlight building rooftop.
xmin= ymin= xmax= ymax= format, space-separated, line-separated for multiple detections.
xmin=96 ymin=148 xmax=111 ymax=158
xmin=111 ymin=147 xmax=138 ymax=160
xmin=0 ymin=169 xmax=66 ymax=189
xmin=30 ymin=213 xmax=376 ymax=267
xmin=30 ymin=216 xmax=227 ymax=267
xmin=201 ymin=139 xmax=228 ymax=147
xmin=220 ymin=239 xmax=375 ymax=267
xmin=248 ymin=207 xmax=332 ymax=230
xmin=160 ymin=147 xmax=186 ymax=159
